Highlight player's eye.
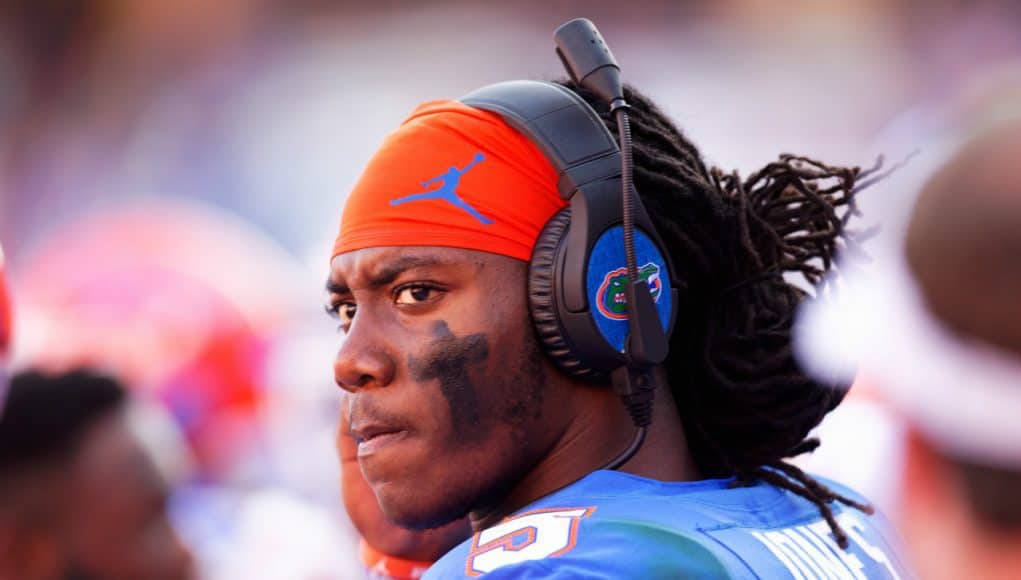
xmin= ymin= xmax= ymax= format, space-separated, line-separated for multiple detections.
xmin=326 ymin=302 xmax=357 ymax=332
xmin=394 ymin=284 xmax=440 ymax=306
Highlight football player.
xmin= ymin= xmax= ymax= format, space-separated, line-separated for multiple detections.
xmin=328 ymin=23 xmax=910 ymax=578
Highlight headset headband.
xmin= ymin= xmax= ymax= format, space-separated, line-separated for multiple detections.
xmin=462 ymin=81 xmax=621 ymax=197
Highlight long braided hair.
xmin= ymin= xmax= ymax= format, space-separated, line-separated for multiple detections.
xmin=563 ymin=80 xmax=888 ymax=548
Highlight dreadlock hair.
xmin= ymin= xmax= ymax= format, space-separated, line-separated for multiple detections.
xmin=562 ymin=80 xmax=891 ymax=549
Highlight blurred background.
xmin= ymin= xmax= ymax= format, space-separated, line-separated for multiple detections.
xmin=1 ymin=0 xmax=1020 ymax=577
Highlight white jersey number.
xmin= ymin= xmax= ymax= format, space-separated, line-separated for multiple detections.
xmin=466 ymin=507 xmax=594 ymax=576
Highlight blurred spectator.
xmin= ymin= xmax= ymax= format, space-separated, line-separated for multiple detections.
xmin=893 ymin=120 xmax=1021 ymax=579
xmin=0 ymin=369 xmax=194 ymax=580
xmin=799 ymin=117 xmax=1021 ymax=578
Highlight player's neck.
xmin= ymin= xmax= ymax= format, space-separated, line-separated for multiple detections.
xmin=469 ymin=379 xmax=697 ymax=532
xmin=616 ymin=380 xmax=700 ymax=481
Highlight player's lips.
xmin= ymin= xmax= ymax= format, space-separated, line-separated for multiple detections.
xmin=351 ymin=422 xmax=410 ymax=456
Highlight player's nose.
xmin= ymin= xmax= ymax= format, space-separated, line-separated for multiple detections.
xmin=334 ymin=317 xmax=396 ymax=392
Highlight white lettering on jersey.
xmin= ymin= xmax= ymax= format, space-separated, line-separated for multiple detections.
xmin=752 ymin=513 xmax=899 ymax=580
xmin=838 ymin=512 xmax=902 ymax=580
xmin=465 ymin=507 xmax=594 ymax=576
xmin=751 ymin=530 xmax=815 ymax=580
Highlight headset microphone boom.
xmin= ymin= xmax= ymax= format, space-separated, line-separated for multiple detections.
xmin=460 ymin=18 xmax=677 ymax=469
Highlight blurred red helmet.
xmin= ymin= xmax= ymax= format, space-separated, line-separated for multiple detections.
xmin=17 ymin=199 xmax=303 ymax=480
xmin=0 ymin=244 xmax=11 ymax=360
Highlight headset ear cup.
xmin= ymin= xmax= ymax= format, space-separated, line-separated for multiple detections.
xmin=529 ymin=207 xmax=603 ymax=382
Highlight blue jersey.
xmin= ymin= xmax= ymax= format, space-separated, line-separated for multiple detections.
xmin=424 ymin=470 xmax=910 ymax=579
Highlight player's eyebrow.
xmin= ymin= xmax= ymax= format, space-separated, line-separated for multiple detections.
xmin=326 ymin=279 xmax=348 ymax=296
xmin=326 ymin=255 xmax=450 ymax=296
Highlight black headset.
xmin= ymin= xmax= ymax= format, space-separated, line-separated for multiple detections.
xmin=459 ymin=19 xmax=678 ymax=469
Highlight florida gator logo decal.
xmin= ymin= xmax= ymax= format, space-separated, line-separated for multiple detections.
xmin=595 ymin=262 xmax=662 ymax=320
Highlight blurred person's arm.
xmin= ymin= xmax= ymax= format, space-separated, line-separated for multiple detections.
xmin=337 ymin=396 xmax=470 ymax=579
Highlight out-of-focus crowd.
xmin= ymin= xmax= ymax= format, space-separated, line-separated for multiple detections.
xmin=2 ymin=1 xmax=1021 ymax=579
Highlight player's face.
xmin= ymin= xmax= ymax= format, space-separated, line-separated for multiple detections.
xmin=62 ymin=413 xmax=194 ymax=580
xmin=329 ymin=246 xmax=568 ymax=529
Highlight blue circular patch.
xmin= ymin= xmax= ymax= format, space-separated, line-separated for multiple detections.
xmin=585 ymin=226 xmax=672 ymax=353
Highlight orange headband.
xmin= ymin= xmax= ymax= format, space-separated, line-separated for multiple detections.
xmin=332 ymin=101 xmax=566 ymax=262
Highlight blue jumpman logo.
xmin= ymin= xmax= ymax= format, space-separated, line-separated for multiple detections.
xmin=390 ymin=152 xmax=493 ymax=225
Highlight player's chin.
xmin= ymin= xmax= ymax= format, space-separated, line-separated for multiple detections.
xmin=375 ymin=480 xmax=475 ymax=531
